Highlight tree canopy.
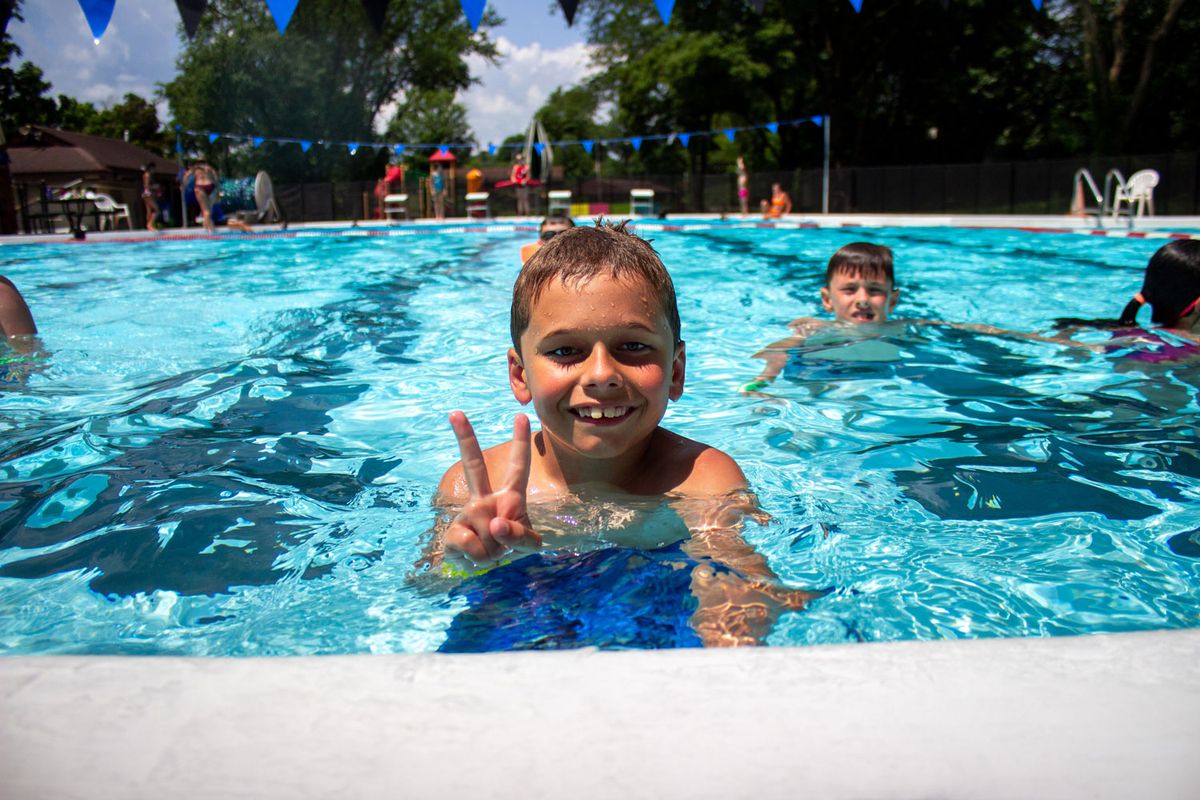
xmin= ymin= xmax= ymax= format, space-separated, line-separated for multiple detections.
xmin=161 ymin=0 xmax=499 ymax=182
xmin=566 ymin=0 xmax=1196 ymax=172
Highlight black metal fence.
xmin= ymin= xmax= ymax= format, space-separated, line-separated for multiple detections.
xmin=269 ymin=150 xmax=1199 ymax=223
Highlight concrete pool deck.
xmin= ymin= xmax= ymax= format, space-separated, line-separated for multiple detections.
xmin=3 ymin=628 xmax=1198 ymax=799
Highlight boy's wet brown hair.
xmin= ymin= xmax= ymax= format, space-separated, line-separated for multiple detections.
xmin=510 ymin=220 xmax=681 ymax=352
xmin=825 ymin=242 xmax=895 ymax=286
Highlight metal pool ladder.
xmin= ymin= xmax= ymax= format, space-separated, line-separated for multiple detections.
xmin=1071 ymin=167 xmax=1138 ymax=223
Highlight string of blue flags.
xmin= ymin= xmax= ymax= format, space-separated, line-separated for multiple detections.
xmin=178 ymin=116 xmax=826 ymax=160
xmin=75 ymin=0 xmax=1044 ymax=42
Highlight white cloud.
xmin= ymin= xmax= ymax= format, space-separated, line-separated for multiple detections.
xmin=9 ymin=0 xmax=181 ymax=109
xmin=460 ymin=36 xmax=600 ymax=147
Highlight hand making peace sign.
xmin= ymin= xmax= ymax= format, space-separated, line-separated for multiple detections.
xmin=443 ymin=411 xmax=541 ymax=568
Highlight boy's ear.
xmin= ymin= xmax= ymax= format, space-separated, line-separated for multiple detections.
xmin=508 ymin=348 xmax=532 ymax=405
xmin=669 ymin=341 xmax=686 ymax=402
xmin=888 ymin=288 xmax=900 ymax=313
xmin=820 ymin=287 xmax=834 ymax=313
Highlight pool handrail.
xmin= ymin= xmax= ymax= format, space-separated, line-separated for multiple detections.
xmin=1071 ymin=168 xmax=1104 ymax=216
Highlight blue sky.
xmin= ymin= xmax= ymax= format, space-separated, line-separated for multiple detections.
xmin=8 ymin=0 xmax=598 ymax=146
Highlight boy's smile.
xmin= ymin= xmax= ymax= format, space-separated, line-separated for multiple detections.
xmin=821 ymin=270 xmax=899 ymax=324
xmin=509 ymin=273 xmax=684 ymax=467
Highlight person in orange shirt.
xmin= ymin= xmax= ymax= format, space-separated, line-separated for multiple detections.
xmin=520 ymin=214 xmax=574 ymax=263
xmin=760 ymin=182 xmax=792 ymax=218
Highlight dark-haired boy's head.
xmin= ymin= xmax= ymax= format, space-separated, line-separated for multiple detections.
xmin=825 ymin=242 xmax=895 ymax=286
xmin=820 ymin=242 xmax=899 ymax=324
xmin=539 ymin=214 xmax=575 ymax=242
xmin=510 ymin=221 xmax=681 ymax=352
xmin=1141 ymin=240 xmax=1200 ymax=326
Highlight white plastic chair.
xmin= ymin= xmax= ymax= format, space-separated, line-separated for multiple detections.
xmin=1111 ymin=169 xmax=1159 ymax=219
xmin=465 ymin=192 xmax=490 ymax=218
xmin=87 ymin=191 xmax=132 ymax=230
xmin=383 ymin=193 xmax=409 ymax=221
xmin=547 ymin=190 xmax=572 ymax=216
xmin=630 ymin=188 xmax=655 ymax=216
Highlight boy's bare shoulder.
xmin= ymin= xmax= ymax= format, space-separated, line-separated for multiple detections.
xmin=435 ymin=439 xmax=515 ymax=505
xmin=643 ymin=428 xmax=747 ymax=496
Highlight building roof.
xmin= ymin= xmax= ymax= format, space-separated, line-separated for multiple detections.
xmin=8 ymin=126 xmax=177 ymax=180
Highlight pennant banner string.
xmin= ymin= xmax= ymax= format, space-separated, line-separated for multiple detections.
xmin=180 ymin=116 xmax=824 ymax=157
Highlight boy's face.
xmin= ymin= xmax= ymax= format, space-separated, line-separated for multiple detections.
xmin=508 ymin=273 xmax=684 ymax=461
xmin=820 ymin=269 xmax=899 ymax=324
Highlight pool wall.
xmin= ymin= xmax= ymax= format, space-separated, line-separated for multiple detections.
xmin=3 ymin=628 xmax=1198 ymax=798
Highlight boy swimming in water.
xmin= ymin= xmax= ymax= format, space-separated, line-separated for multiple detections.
xmin=431 ymin=221 xmax=814 ymax=648
xmin=743 ymin=242 xmax=899 ymax=391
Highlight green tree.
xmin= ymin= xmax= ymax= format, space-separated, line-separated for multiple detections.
xmin=88 ymin=93 xmax=171 ymax=155
xmin=1063 ymin=0 xmax=1193 ymax=152
xmin=383 ymin=87 xmax=474 ymax=162
xmin=163 ymin=0 xmax=499 ymax=182
xmin=0 ymin=40 xmax=57 ymax=132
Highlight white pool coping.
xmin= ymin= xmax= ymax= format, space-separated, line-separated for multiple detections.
xmin=3 ymin=628 xmax=1198 ymax=799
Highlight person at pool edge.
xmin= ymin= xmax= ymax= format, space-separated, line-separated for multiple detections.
xmin=744 ymin=242 xmax=898 ymax=391
xmin=519 ymin=214 xmax=574 ymax=263
xmin=761 ymin=182 xmax=791 ymax=218
xmin=432 ymin=221 xmax=816 ymax=647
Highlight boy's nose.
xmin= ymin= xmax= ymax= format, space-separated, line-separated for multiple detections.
xmin=583 ymin=346 xmax=621 ymax=387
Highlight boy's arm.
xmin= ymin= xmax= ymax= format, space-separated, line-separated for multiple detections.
xmin=742 ymin=316 xmax=825 ymax=392
xmin=674 ymin=453 xmax=819 ymax=646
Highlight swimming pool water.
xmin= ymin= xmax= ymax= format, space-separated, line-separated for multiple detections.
xmin=1 ymin=225 xmax=1197 ymax=654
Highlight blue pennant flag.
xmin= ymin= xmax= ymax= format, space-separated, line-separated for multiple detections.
xmin=724 ymin=128 xmax=736 ymax=142
xmin=300 ymin=140 xmax=312 ymax=153
xmin=207 ymin=132 xmax=219 ymax=143
xmin=766 ymin=122 xmax=779 ymax=135
xmin=1031 ymin=0 xmax=1042 ymax=8
xmin=849 ymin=0 xmax=862 ymax=11
xmin=265 ymin=0 xmax=300 ymax=34
xmin=581 ymin=140 xmax=593 ymax=154
xmin=678 ymin=133 xmax=690 ymax=148
xmin=654 ymin=0 xmax=674 ymax=24
xmin=347 ymin=143 xmax=358 ymax=155
xmin=76 ymin=0 xmax=116 ymax=41
xmin=252 ymin=136 xmax=264 ymax=147
xmin=810 ymin=115 xmax=824 ymax=125
xmin=488 ymin=144 xmax=497 ymax=156
xmin=630 ymin=137 xmax=642 ymax=151
xmin=460 ymin=0 xmax=486 ymax=32
xmin=436 ymin=146 xmax=451 ymax=158
xmin=533 ymin=142 xmax=544 ymax=156
xmin=393 ymin=144 xmax=405 ymax=157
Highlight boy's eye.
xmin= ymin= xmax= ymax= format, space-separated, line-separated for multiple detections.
xmin=546 ymin=346 xmax=578 ymax=358
xmin=620 ymin=342 xmax=651 ymax=352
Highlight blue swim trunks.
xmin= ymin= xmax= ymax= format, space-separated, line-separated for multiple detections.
xmin=438 ymin=544 xmax=715 ymax=652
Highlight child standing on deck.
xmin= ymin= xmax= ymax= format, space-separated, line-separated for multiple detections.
xmin=430 ymin=222 xmax=815 ymax=649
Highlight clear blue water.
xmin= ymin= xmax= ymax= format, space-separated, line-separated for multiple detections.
xmin=1 ymin=224 xmax=1198 ymax=654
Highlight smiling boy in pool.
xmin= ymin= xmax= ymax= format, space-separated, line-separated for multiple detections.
xmin=430 ymin=221 xmax=815 ymax=648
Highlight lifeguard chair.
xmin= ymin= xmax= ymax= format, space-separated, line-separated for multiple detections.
xmin=630 ymin=188 xmax=655 ymax=216
xmin=466 ymin=192 xmax=490 ymax=218
xmin=384 ymin=193 xmax=409 ymax=221
xmin=547 ymin=190 xmax=572 ymax=216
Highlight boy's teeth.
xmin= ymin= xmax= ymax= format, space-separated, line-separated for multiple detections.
xmin=578 ymin=407 xmax=626 ymax=419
